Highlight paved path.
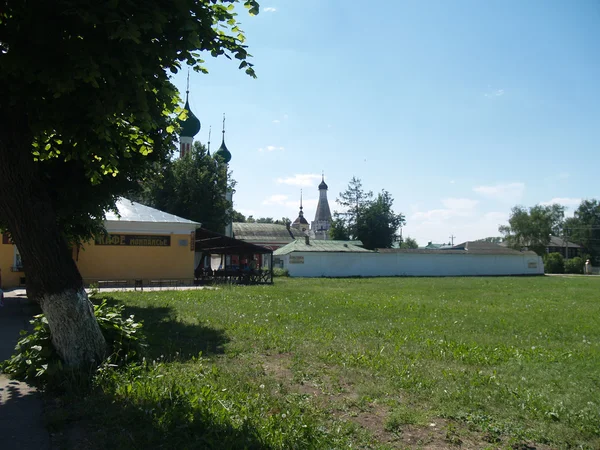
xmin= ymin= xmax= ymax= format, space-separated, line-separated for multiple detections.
xmin=0 ymin=293 xmax=50 ymax=450
xmin=4 ymin=285 xmax=214 ymax=298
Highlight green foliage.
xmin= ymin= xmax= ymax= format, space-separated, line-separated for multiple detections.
xmin=564 ymin=199 xmax=600 ymax=262
xmin=231 ymin=210 xmax=247 ymax=223
xmin=2 ymin=300 xmax=146 ymax=389
xmin=543 ymin=252 xmax=565 ymax=274
xmin=329 ymin=214 xmax=350 ymax=240
xmin=88 ymin=358 xmax=348 ymax=449
xmin=499 ymin=204 xmax=564 ymax=256
xmin=133 ymin=142 xmax=231 ymax=232
xmin=565 ymin=256 xmax=584 ymax=274
xmin=334 ymin=176 xmax=373 ymax=239
xmin=356 ymin=190 xmax=405 ymax=250
xmin=332 ymin=178 xmax=405 ymax=248
xmin=399 ymin=236 xmax=419 ymax=249
xmin=0 ymin=0 xmax=259 ymax=242
xmin=272 ymin=267 xmax=289 ymax=277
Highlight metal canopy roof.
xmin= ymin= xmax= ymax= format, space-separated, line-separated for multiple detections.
xmin=195 ymin=228 xmax=273 ymax=255
xmin=106 ymin=198 xmax=199 ymax=225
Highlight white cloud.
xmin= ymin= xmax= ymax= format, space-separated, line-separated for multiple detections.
xmin=485 ymin=89 xmax=505 ymax=98
xmin=276 ymin=174 xmax=321 ymax=187
xmin=404 ymin=208 xmax=509 ymax=247
xmin=540 ymin=197 xmax=581 ymax=208
xmin=258 ymin=145 xmax=285 ymax=152
xmin=411 ymin=198 xmax=478 ymax=225
xmin=441 ymin=197 xmax=479 ymax=211
xmin=262 ymin=194 xmax=288 ymax=206
xmin=473 ymin=182 xmax=525 ymax=203
xmin=283 ymin=114 xmax=289 ymax=120
xmin=450 ymin=180 xmax=455 ymax=184
xmin=272 ymin=119 xmax=280 ymax=124
xmin=264 ymin=7 xmax=277 ymax=12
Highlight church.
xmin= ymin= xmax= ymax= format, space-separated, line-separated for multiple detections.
xmin=289 ymin=175 xmax=333 ymax=241
xmin=180 ymin=80 xmax=333 ymax=248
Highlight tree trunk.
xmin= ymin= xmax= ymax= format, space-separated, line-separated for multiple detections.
xmin=0 ymin=118 xmax=106 ymax=368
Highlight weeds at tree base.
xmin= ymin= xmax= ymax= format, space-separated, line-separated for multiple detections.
xmin=1 ymin=299 xmax=146 ymax=392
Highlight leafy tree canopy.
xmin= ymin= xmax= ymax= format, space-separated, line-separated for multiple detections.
xmin=335 ymin=176 xmax=373 ymax=240
xmin=399 ymin=236 xmax=419 ymax=249
xmin=499 ymin=204 xmax=564 ymax=255
xmin=133 ymin=142 xmax=232 ymax=233
xmin=0 ymin=0 xmax=259 ymax=242
xmin=332 ymin=178 xmax=405 ymax=249
xmin=231 ymin=210 xmax=247 ymax=223
xmin=356 ymin=190 xmax=405 ymax=250
xmin=564 ymin=199 xmax=600 ymax=262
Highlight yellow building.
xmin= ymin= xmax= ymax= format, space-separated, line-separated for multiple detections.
xmin=0 ymin=199 xmax=199 ymax=289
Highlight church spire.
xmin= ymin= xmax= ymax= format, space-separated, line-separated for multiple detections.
xmin=207 ymin=125 xmax=212 ymax=156
xmin=318 ymin=171 xmax=328 ymax=190
xmin=292 ymin=188 xmax=309 ymax=231
xmin=312 ymin=172 xmax=332 ymax=239
xmin=178 ymin=69 xmax=201 ymax=158
xmin=214 ymin=113 xmax=231 ymax=164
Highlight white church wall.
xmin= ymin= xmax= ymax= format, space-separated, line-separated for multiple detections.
xmin=282 ymin=252 xmax=544 ymax=277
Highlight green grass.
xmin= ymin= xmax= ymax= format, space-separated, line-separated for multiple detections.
xmin=52 ymin=277 xmax=600 ymax=449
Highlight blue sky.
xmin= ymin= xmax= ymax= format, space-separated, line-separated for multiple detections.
xmin=174 ymin=0 xmax=599 ymax=245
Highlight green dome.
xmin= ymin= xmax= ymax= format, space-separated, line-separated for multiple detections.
xmin=214 ymin=139 xmax=231 ymax=164
xmin=179 ymin=99 xmax=201 ymax=137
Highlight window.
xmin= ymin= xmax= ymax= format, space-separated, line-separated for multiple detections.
xmin=13 ymin=245 xmax=23 ymax=272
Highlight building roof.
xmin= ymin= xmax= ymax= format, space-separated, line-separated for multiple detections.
xmin=498 ymin=236 xmax=582 ymax=249
xmin=449 ymin=241 xmax=537 ymax=255
xmin=106 ymin=199 xmax=199 ymax=225
xmin=214 ymin=138 xmax=231 ymax=164
xmin=548 ymin=235 xmax=581 ymax=248
xmin=232 ymin=223 xmax=296 ymax=243
xmin=179 ymin=98 xmax=201 ymax=138
xmin=195 ymin=227 xmax=272 ymax=255
xmin=274 ymin=239 xmax=371 ymax=255
xmin=379 ymin=241 xmax=537 ymax=256
xmin=318 ymin=174 xmax=328 ymax=190
xmin=422 ymin=242 xmax=452 ymax=249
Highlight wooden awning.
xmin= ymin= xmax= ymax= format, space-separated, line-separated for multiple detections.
xmin=194 ymin=227 xmax=273 ymax=255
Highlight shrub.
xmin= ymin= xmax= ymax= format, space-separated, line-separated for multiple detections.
xmin=564 ymin=256 xmax=584 ymax=274
xmin=544 ymin=252 xmax=564 ymax=274
xmin=1 ymin=299 xmax=146 ymax=390
xmin=273 ymin=267 xmax=289 ymax=277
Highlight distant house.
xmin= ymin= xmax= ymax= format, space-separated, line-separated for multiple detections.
xmin=546 ymin=235 xmax=582 ymax=259
xmin=498 ymin=236 xmax=582 ymax=259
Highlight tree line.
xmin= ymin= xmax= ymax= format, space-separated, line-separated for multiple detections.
xmin=499 ymin=199 xmax=600 ymax=263
xmin=329 ymin=177 xmax=416 ymax=250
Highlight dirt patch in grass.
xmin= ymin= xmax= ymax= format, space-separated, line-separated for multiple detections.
xmin=261 ymin=352 xmax=294 ymax=380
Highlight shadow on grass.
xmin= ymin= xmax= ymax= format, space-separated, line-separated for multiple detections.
xmin=92 ymin=296 xmax=229 ymax=361
xmin=52 ymin=389 xmax=275 ymax=450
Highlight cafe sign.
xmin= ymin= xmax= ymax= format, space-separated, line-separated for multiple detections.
xmin=95 ymin=234 xmax=171 ymax=247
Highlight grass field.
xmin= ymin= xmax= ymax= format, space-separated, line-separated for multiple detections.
xmin=49 ymin=277 xmax=600 ymax=449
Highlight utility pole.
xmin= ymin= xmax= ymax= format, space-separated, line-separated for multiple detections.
xmin=449 ymin=234 xmax=455 ymax=246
